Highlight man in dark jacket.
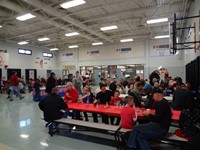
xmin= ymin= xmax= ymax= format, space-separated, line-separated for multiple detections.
xmin=39 ymin=87 xmax=67 ymax=122
xmin=128 ymin=89 xmax=171 ymax=150
xmin=39 ymin=87 xmax=68 ymax=136
xmin=45 ymin=72 xmax=57 ymax=94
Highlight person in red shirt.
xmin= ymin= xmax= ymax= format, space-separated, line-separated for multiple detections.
xmin=110 ymin=90 xmax=123 ymax=125
xmin=120 ymin=96 xmax=137 ymax=129
xmin=64 ymin=82 xmax=79 ymax=104
xmin=9 ymin=71 xmax=24 ymax=101
xmin=64 ymin=82 xmax=81 ymax=119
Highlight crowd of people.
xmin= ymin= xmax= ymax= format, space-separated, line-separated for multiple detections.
xmin=1 ymin=70 xmax=200 ymax=150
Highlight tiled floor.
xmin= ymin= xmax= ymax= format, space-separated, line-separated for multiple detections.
xmin=0 ymin=93 xmax=184 ymax=150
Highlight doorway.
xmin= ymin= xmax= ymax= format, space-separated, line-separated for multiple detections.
xmin=7 ymin=69 xmax=21 ymax=79
xmin=25 ymin=69 xmax=37 ymax=80
xmin=47 ymin=70 xmax=52 ymax=78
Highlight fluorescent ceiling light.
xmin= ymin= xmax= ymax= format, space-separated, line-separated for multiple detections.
xmin=120 ymin=39 xmax=134 ymax=43
xmin=20 ymin=134 xmax=29 ymax=139
xmin=65 ymin=32 xmax=80 ymax=37
xmin=100 ymin=25 xmax=118 ymax=31
xmin=69 ymin=45 xmax=79 ymax=48
xmin=147 ymin=18 xmax=168 ymax=24
xmin=60 ymin=0 xmax=86 ymax=9
xmin=18 ymin=41 xmax=29 ymax=45
xmin=0 ymin=25 xmax=2 ymax=28
xmin=16 ymin=13 xmax=36 ymax=21
xmin=154 ymin=35 xmax=169 ymax=39
xmin=92 ymin=42 xmax=103 ymax=46
xmin=40 ymin=142 xmax=49 ymax=147
xmin=50 ymin=48 xmax=59 ymax=51
xmin=38 ymin=37 xmax=50 ymax=41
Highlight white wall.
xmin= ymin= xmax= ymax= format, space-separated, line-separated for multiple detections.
xmin=60 ymin=39 xmax=185 ymax=81
xmin=0 ymin=41 xmax=61 ymax=79
xmin=182 ymin=0 xmax=200 ymax=64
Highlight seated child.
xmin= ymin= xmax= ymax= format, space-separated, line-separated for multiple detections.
xmin=120 ymin=96 xmax=137 ymax=129
xmin=78 ymin=86 xmax=94 ymax=121
xmin=110 ymin=90 xmax=123 ymax=125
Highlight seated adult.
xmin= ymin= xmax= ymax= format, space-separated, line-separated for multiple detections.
xmin=171 ymin=84 xmax=194 ymax=110
xmin=128 ymin=82 xmax=143 ymax=107
xmin=94 ymin=82 xmax=109 ymax=96
xmin=177 ymin=99 xmax=200 ymax=139
xmin=142 ymin=84 xmax=155 ymax=109
xmin=78 ymin=86 xmax=95 ymax=121
xmin=64 ymin=82 xmax=80 ymax=119
xmin=38 ymin=87 xmax=68 ymax=135
xmin=64 ymin=82 xmax=79 ymax=103
xmin=121 ymin=96 xmax=137 ymax=129
xmin=93 ymin=84 xmax=113 ymax=124
xmin=127 ymin=89 xmax=171 ymax=150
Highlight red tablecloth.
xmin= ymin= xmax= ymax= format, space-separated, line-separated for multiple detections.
xmin=67 ymin=103 xmax=180 ymax=122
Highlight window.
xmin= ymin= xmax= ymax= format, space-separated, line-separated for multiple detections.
xmin=43 ymin=52 xmax=53 ymax=58
xmin=18 ymin=48 xmax=32 ymax=55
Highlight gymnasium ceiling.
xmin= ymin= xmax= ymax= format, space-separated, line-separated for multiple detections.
xmin=0 ymin=0 xmax=192 ymax=50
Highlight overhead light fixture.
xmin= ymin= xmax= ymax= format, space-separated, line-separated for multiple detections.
xmin=40 ymin=142 xmax=49 ymax=147
xmin=92 ymin=42 xmax=103 ymax=46
xmin=60 ymin=0 xmax=86 ymax=9
xmin=16 ymin=13 xmax=36 ymax=21
xmin=18 ymin=41 xmax=29 ymax=45
xmin=65 ymin=32 xmax=80 ymax=37
xmin=20 ymin=134 xmax=29 ymax=139
xmin=120 ymin=39 xmax=134 ymax=43
xmin=146 ymin=18 xmax=168 ymax=24
xmin=68 ymin=45 xmax=79 ymax=48
xmin=0 ymin=25 xmax=2 ymax=28
xmin=38 ymin=37 xmax=50 ymax=41
xmin=100 ymin=25 xmax=118 ymax=31
xmin=154 ymin=35 xmax=169 ymax=39
xmin=50 ymin=48 xmax=59 ymax=51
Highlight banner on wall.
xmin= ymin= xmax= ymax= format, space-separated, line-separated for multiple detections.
xmin=0 ymin=52 xmax=9 ymax=66
xmin=87 ymin=50 xmax=99 ymax=56
xmin=116 ymin=47 xmax=132 ymax=53
xmin=60 ymin=51 xmax=75 ymax=62
xmin=151 ymin=44 xmax=171 ymax=56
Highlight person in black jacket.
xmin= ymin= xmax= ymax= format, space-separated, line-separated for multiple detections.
xmin=128 ymin=89 xmax=171 ymax=150
xmin=39 ymin=87 xmax=68 ymax=122
xmin=39 ymin=87 xmax=68 ymax=136
xmin=93 ymin=84 xmax=113 ymax=124
xmin=45 ymin=72 xmax=57 ymax=94
xmin=171 ymin=84 xmax=194 ymax=110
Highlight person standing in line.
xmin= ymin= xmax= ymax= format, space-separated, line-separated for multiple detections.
xmin=9 ymin=71 xmax=24 ymax=101
xmin=72 ymin=71 xmax=83 ymax=95
xmin=45 ymin=72 xmax=57 ymax=94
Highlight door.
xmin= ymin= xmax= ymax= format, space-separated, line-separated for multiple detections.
xmin=47 ymin=70 xmax=52 ymax=78
xmin=25 ymin=69 xmax=37 ymax=80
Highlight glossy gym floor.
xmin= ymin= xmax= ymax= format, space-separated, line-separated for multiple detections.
xmin=0 ymin=94 xmax=184 ymax=150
